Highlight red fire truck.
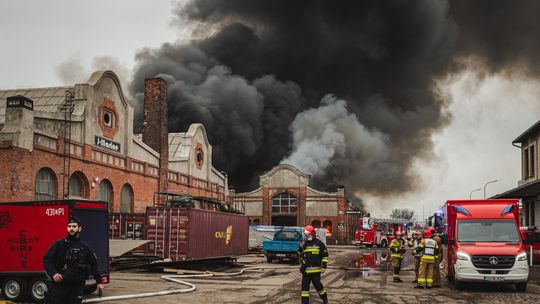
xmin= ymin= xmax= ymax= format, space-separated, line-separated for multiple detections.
xmin=0 ymin=200 xmax=110 ymax=302
xmin=355 ymin=217 xmax=413 ymax=247
xmin=445 ymin=199 xmax=529 ymax=291
xmin=520 ymin=226 xmax=540 ymax=265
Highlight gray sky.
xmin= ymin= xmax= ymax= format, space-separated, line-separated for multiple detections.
xmin=1 ymin=1 xmax=538 ymax=218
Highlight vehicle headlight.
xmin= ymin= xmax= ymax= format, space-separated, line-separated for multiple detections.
xmin=457 ymin=251 xmax=470 ymax=261
xmin=516 ymin=252 xmax=527 ymax=261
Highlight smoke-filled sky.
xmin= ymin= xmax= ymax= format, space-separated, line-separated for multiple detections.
xmin=2 ymin=0 xmax=540 ymax=217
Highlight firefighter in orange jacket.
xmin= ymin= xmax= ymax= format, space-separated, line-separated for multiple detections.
xmin=298 ymin=225 xmax=329 ymax=304
xmin=415 ymin=227 xmax=440 ymax=288
xmin=389 ymin=230 xmax=406 ymax=283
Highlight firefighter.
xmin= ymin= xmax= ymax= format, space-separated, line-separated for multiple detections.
xmin=43 ymin=217 xmax=104 ymax=304
xmin=389 ymin=230 xmax=406 ymax=283
xmin=407 ymin=230 xmax=423 ymax=283
xmin=415 ymin=227 xmax=440 ymax=289
xmin=432 ymin=232 xmax=443 ymax=288
xmin=298 ymin=225 xmax=329 ymax=304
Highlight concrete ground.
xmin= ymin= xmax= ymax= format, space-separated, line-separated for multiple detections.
xmin=4 ymin=246 xmax=538 ymax=303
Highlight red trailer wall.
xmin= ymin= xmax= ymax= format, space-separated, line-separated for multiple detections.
xmin=0 ymin=204 xmax=68 ymax=272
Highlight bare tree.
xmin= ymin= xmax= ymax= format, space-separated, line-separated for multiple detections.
xmin=390 ymin=208 xmax=414 ymax=220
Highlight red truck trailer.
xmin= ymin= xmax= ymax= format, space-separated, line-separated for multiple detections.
xmin=0 ymin=200 xmax=110 ymax=302
xmin=445 ymin=199 xmax=529 ymax=291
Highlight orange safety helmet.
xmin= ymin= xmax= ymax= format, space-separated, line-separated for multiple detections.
xmin=304 ymin=225 xmax=316 ymax=236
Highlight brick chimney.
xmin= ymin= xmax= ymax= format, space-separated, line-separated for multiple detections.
xmin=143 ymin=77 xmax=168 ymax=195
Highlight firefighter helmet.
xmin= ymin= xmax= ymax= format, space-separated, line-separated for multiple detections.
xmin=423 ymin=227 xmax=435 ymax=238
xmin=304 ymin=225 xmax=316 ymax=236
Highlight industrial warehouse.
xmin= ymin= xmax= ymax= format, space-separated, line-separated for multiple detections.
xmin=0 ymin=71 xmax=232 ymax=211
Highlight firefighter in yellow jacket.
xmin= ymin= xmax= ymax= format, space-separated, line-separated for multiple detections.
xmin=407 ymin=231 xmax=422 ymax=283
xmin=415 ymin=227 xmax=440 ymax=288
xmin=389 ymin=230 xmax=406 ymax=283
xmin=432 ymin=233 xmax=443 ymax=288
xmin=298 ymin=225 xmax=328 ymax=304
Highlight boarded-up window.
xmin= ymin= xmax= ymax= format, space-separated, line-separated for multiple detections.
xmin=35 ymin=168 xmax=56 ymax=200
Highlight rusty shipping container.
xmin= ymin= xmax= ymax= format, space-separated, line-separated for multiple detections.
xmin=146 ymin=207 xmax=249 ymax=260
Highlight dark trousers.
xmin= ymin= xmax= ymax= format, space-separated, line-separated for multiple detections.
xmin=301 ymin=273 xmax=327 ymax=304
xmin=48 ymin=282 xmax=84 ymax=304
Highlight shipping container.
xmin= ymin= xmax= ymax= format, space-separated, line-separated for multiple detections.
xmin=108 ymin=213 xmax=146 ymax=240
xmin=146 ymin=207 xmax=249 ymax=260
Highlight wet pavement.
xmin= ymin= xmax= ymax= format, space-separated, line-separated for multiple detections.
xmin=5 ymin=246 xmax=535 ymax=303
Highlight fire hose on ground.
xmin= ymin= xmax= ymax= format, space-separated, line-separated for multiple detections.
xmin=81 ymin=264 xmax=390 ymax=303
xmin=82 ymin=265 xmax=298 ymax=303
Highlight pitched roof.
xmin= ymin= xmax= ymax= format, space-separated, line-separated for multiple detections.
xmin=513 ymin=120 xmax=540 ymax=144
xmin=0 ymin=86 xmax=72 ymax=124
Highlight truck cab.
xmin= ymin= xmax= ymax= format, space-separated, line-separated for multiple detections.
xmin=262 ymin=227 xmax=303 ymax=263
xmin=445 ymin=200 xmax=529 ymax=291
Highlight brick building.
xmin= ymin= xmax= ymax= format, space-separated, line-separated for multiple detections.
xmin=233 ymin=164 xmax=360 ymax=244
xmin=0 ymin=70 xmax=232 ymax=213
xmin=495 ymin=120 xmax=540 ymax=226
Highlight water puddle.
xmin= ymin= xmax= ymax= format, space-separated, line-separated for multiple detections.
xmin=350 ymin=250 xmax=414 ymax=271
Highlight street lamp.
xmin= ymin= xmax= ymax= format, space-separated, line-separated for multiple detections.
xmin=483 ymin=179 xmax=499 ymax=199
xmin=469 ymin=188 xmax=482 ymax=199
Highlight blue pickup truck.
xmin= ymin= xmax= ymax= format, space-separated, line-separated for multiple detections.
xmin=262 ymin=227 xmax=304 ymax=263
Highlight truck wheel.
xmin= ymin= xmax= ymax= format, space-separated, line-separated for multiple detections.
xmin=453 ymin=278 xmax=464 ymax=290
xmin=2 ymin=277 xmax=27 ymax=302
xmin=380 ymin=239 xmax=388 ymax=248
xmin=515 ymin=282 xmax=528 ymax=292
xmin=266 ymin=256 xmax=273 ymax=263
xmin=29 ymin=279 xmax=48 ymax=303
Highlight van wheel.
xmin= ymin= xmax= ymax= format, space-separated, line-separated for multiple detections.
xmin=29 ymin=278 xmax=49 ymax=303
xmin=2 ymin=277 xmax=27 ymax=302
xmin=515 ymin=282 xmax=528 ymax=292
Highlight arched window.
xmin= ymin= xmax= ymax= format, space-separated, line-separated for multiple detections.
xmin=120 ymin=184 xmax=133 ymax=213
xmin=323 ymin=220 xmax=333 ymax=237
xmin=68 ymin=172 xmax=88 ymax=198
xmin=271 ymin=193 xmax=298 ymax=214
xmin=35 ymin=168 xmax=56 ymax=200
xmin=99 ymin=180 xmax=114 ymax=212
xmin=312 ymin=220 xmax=321 ymax=228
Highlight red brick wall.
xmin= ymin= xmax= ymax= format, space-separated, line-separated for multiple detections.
xmin=0 ymin=142 xmax=226 ymax=213
xmin=142 ymin=77 xmax=168 ymax=196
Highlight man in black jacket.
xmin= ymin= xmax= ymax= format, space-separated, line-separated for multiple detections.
xmin=298 ymin=225 xmax=329 ymax=304
xmin=43 ymin=216 xmax=104 ymax=304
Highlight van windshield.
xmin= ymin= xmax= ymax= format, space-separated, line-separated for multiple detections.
xmin=457 ymin=220 xmax=520 ymax=243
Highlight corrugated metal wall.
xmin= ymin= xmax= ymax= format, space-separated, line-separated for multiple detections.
xmin=146 ymin=207 xmax=249 ymax=260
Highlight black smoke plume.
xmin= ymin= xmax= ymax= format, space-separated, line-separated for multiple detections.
xmin=129 ymin=0 xmax=539 ymax=204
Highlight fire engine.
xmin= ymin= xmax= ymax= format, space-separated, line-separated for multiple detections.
xmin=355 ymin=217 xmax=414 ymax=247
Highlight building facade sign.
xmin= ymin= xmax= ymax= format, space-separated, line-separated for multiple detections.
xmin=95 ymin=136 xmax=120 ymax=152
